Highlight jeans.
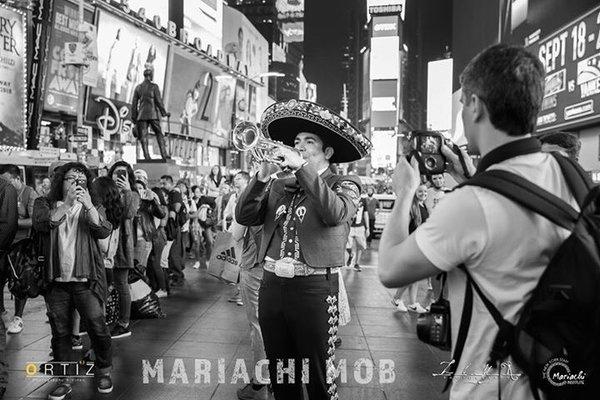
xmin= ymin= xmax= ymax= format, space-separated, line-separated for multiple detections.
xmin=148 ymin=229 xmax=167 ymax=291
xmin=259 ymin=271 xmax=340 ymax=400
xmin=168 ymin=230 xmax=184 ymax=281
xmin=134 ymin=237 xmax=153 ymax=269
xmin=44 ymin=282 xmax=112 ymax=375
xmin=113 ymin=269 xmax=131 ymax=327
xmin=240 ymin=267 xmax=266 ymax=377
xmin=0 ymin=313 xmax=6 ymax=389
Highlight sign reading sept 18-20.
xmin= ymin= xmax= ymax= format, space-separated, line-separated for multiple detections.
xmin=528 ymin=5 xmax=600 ymax=133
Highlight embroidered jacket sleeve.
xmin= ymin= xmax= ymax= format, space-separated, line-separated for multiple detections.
xmin=235 ymin=175 xmax=270 ymax=226
xmin=295 ymin=166 xmax=361 ymax=226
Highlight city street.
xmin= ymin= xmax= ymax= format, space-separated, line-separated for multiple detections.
xmin=3 ymin=244 xmax=447 ymax=400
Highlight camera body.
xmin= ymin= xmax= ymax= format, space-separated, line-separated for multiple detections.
xmin=410 ymin=131 xmax=447 ymax=175
xmin=75 ymin=179 xmax=87 ymax=189
xmin=416 ymin=298 xmax=451 ymax=351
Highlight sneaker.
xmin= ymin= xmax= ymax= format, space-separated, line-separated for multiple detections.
xmin=155 ymin=289 xmax=168 ymax=298
xmin=396 ymin=300 xmax=408 ymax=312
xmin=71 ymin=335 xmax=83 ymax=350
xmin=96 ymin=374 xmax=113 ymax=394
xmin=7 ymin=316 xmax=24 ymax=334
xmin=110 ymin=324 xmax=131 ymax=339
xmin=408 ymin=303 xmax=428 ymax=314
xmin=47 ymin=382 xmax=72 ymax=400
xmin=228 ymin=295 xmax=242 ymax=303
xmin=354 ymin=264 xmax=362 ymax=272
xmin=237 ymin=383 xmax=268 ymax=400
xmin=192 ymin=261 xmax=200 ymax=269
xmin=390 ymin=298 xmax=399 ymax=307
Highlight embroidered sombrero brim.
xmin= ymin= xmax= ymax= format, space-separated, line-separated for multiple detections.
xmin=261 ymin=100 xmax=372 ymax=164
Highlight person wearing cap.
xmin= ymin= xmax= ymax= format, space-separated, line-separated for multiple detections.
xmin=131 ymin=68 xmax=170 ymax=160
xmin=236 ymin=100 xmax=371 ymax=400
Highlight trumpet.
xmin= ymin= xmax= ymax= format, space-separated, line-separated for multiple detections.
xmin=232 ymin=121 xmax=298 ymax=164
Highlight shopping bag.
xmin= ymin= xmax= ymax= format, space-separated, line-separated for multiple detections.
xmin=130 ymin=279 xmax=166 ymax=319
xmin=208 ymin=231 xmax=241 ymax=283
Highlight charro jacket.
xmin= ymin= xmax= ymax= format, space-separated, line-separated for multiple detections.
xmin=32 ymin=197 xmax=112 ymax=302
xmin=235 ymin=165 xmax=361 ymax=268
xmin=131 ymin=80 xmax=167 ymax=121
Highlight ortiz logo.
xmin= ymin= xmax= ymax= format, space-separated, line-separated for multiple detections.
xmin=216 ymin=247 xmax=238 ymax=265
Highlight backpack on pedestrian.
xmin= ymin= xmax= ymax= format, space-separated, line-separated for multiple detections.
xmin=446 ymin=153 xmax=600 ymax=399
xmin=6 ymin=233 xmax=46 ymax=299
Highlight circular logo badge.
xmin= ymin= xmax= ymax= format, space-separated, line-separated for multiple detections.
xmin=543 ymin=357 xmax=586 ymax=387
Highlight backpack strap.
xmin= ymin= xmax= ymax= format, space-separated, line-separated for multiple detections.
xmin=550 ymin=152 xmax=593 ymax=207
xmin=460 ymin=169 xmax=579 ymax=231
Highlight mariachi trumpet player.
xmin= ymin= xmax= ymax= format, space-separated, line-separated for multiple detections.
xmin=235 ymin=100 xmax=371 ymax=400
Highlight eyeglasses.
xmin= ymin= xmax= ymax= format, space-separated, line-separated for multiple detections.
xmin=64 ymin=176 xmax=87 ymax=184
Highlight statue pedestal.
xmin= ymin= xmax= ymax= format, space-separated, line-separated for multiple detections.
xmin=134 ymin=159 xmax=180 ymax=187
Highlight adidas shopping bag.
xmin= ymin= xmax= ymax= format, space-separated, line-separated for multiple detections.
xmin=208 ymin=231 xmax=241 ymax=283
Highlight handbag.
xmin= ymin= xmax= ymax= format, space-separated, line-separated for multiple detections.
xmin=207 ymin=231 xmax=241 ymax=283
xmin=5 ymin=232 xmax=46 ymax=299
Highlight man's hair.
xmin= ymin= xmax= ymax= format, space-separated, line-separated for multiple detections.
xmin=0 ymin=164 xmax=20 ymax=178
xmin=144 ymin=68 xmax=153 ymax=78
xmin=459 ymin=44 xmax=545 ymax=136
xmin=539 ymin=131 xmax=581 ymax=160
xmin=235 ymin=171 xmax=251 ymax=183
xmin=160 ymin=175 xmax=173 ymax=183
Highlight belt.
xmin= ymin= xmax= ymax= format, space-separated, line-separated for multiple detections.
xmin=264 ymin=260 xmax=340 ymax=277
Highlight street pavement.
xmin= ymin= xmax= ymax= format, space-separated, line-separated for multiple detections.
xmin=3 ymin=243 xmax=449 ymax=400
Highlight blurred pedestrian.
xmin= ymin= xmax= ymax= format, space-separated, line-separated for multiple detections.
xmin=134 ymin=170 xmax=165 ymax=275
xmin=206 ymin=165 xmax=225 ymax=198
xmin=148 ymin=187 xmax=169 ymax=297
xmin=160 ymin=175 xmax=185 ymax=286
xmin=363 ymin=186 xmax=379 ymax=246
xmin=0 ymin=167 xmax=18 ymax=398
xmin=0 ymin=164 xmax=38 ymax=334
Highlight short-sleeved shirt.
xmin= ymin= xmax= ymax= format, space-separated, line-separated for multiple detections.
xmin=351 ymin=203 xmax=366 ymax=227
xmin=424 ymin=187 xmax=449 ymax=212
xmin=362 ymin=196 xmax=379 ymax=218
xmin=414 ymin=152 xmax=578 ymax=399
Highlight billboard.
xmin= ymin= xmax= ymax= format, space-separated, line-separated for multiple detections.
xmin=44 ymin=0 xmax=94 ymax=114
xmin=276 ymin=0 xmax=304 ymax=19
xmin=0 ymin=5 xmax=26 ymax=148
xmin=527 ymin=5 xmax=600 ymax=132
xmin=93 ymin=9 xmax=169 ymax=105
xmin=427 ymin=59 xmax=453 ymax=131
xmin=370 ymin=36 xmax=399 ymax=80
xmin=166 ymin=51 xmax=228 ymax=138
xmin=371 ymin=79 xmax=397 ymax=129
xmin=282 ymin=21 xmax=304 ymax=43
xmin=184 ymin=0 xmax=223 ymax=54
xmin=128 ymin=0 xmax=169 ymax=23
xmin=370 ymin=130 xmax=398 ymax=168
xmin=222 ymin=6 xmax=269 ymax=80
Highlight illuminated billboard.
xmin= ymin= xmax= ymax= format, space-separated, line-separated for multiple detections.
xmin=370 ymin=130 xmax=398 ymax=168
xmin=370 ymin=36 xmax=399 ymax=80
xmin=427 ymin=59 xmax=453 ymax=131
xmin=528 ymin=5 xmax=600 ymax=132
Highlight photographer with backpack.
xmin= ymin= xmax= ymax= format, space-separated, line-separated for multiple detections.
xmin=379 ymin=44 xmax=599 ymax=399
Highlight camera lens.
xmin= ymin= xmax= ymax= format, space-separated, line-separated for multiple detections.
xmin=424 ymin=157 xmax=436 ymax=170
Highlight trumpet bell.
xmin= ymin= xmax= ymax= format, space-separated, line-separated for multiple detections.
xmin=232 ymin=122 xmax=261 ymax=152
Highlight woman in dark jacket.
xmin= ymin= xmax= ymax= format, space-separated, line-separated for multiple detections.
xmin=33 ymin=162 xmax=114 ymax=398
xmin=107 ymin=161 xmax=140 ymax=339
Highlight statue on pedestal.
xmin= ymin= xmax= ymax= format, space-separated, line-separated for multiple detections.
xmin=131 ymin=68 xmax=170 ymax=160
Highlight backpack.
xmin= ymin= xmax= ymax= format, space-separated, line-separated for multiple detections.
xmin=5 ymin=235 xmax=46 ymax=299
xmin=176 ymin=202 xmax=189 ymax=227
xmin=446 ymin=153 xmax=600 ymax=399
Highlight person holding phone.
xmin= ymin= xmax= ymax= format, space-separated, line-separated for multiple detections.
xmin=32 ymin=162 xmax=114 ymax=398
xmin=107 ymin=161 xmax=140 ymax=339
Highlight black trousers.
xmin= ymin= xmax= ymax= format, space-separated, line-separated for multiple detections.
xmin=45 ymin=282 xmax=112 ymax=375
xmin=259 ymin=270 xmax=340 ymax=400
xmin=137 ymin=119 xmax=168 ymax=160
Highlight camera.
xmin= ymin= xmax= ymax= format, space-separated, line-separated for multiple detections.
xmin=416 ymin=298 xmax=451 ymax=351
xmin=410 ymin=131 xmax=447 ymax=175
xmin=75 ymin=179 xmax=87 ymax=189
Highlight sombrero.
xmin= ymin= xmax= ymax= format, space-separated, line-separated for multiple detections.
xmin=260 ymin=99 xmax=371 ymax=164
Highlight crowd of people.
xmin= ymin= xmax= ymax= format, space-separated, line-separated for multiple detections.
xmin=0 ymin=160 xmax=269 ymax=399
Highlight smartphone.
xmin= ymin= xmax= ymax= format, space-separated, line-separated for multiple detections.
xmin=75 ymin=179 xmax=87 ymax=189
xmin=115 ymin=170 xmax=127 ymax=181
